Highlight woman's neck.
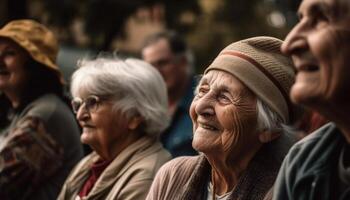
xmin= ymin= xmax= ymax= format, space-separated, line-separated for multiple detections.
xmin=206 ymin=142 xmax=263 ymax=195
xmin=210 ymin=164 xmax=238 ymax=195
xmin=4 ymin=90 xmax=21 ymax=109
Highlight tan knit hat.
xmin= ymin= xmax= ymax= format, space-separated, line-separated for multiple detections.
xmin=0 ymin=19 xmax=64 ymax=84
xmin=205 ymin=36 xmax=295 ymax=123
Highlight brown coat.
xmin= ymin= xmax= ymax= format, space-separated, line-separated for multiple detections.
xmin=58 ymin=137 xmax=171 ymax=200
xmin=146 ymin=134 xmax=295 ymax=200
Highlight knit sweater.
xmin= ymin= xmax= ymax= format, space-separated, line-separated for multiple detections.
xmin=146 ymin=134 xmax=295 ymax=200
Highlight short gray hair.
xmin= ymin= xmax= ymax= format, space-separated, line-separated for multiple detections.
xmin=70 ymin=57 xmax=169 ymax=137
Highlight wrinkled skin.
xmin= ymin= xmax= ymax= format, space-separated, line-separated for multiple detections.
xmin=75 ymin=90 xmax=140 ymax=160
xmin=281 ymin=0 xmax=350 ymax=140
xmin=282 ymin=0 xmax=350 ymax=111
xmin=190 ymin=70 xmax=265 ymax=192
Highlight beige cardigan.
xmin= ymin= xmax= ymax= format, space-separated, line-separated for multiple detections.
xmin=146 ymin=134 xmax=295 ymax=200
xmin=58 ymin=137 xmax=171 ymax=200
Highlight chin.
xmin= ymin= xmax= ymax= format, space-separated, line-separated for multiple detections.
xmin=80 ymin=133 xmax=92 ymax=145
xmin=291 ymin=83 xmax=313 ymax=103
xmin=192 ymin=139 xmax=206 ymax=153
xmin=192 ymin=140 xmax=215 ymax=154
xmin=291 ymin=89 xmax=321 ymax=109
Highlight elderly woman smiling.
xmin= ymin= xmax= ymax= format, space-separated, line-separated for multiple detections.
xmin=146 ymin=36 xmax=297 ymax=200
xmin=58 ymin=57 xmax=171 ymax=200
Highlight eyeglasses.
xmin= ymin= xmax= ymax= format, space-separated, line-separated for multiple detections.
xmin=71 ymin=95 xmax=104 ymax=114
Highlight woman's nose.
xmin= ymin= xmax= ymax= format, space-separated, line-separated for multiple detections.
xmin=76 ymin=105 xmax=90 ymax=122
xmin=194 ymin=93 xmax=215 ymax=117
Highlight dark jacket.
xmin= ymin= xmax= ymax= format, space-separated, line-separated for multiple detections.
xmin=161 ymin=77 xmax=197 ymax=157
xmin=0 ymin=94 xmax=83 ymax=200
xmin=273 ymin=122 xmax=350 ymax=200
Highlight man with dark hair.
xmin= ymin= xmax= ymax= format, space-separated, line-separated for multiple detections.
xmin=273 ymin=0 xmax=350 ymax=199
xmin=142 ymin=31 xmax=197 ymax=157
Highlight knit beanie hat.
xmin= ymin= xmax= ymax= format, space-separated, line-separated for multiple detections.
xmin=0 ymin=19 xmax=64 ymax=84
xmin=205 ymin=36 xmax=295 ymax=123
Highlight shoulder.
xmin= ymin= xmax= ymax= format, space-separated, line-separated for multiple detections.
xmin=280 ymin=122 xmax=340 ymax=176
xmin=145 ymin=155 xmax=202 ymax=200
xmin=128 ymin=144 xmax=172 ymax=180
xmin=273 ymin=123 xmax=340 ymax=199
xmin=24 ymin=94 xmax=73 ymax=122
xmin=288 ymin=123 xmax=336 ymax=157
xmin=20 ymin=94 xmax=82 ymax=155
xmin=155 ymin=155 xmax=201 ymax=182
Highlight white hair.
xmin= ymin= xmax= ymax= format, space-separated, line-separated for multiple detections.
xmin=256 ymin=98 xmax=294 ymax=135
xmin=70 ymin=57 xmax=169 ymax=137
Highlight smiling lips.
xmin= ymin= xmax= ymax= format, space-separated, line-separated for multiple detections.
xmin=198 ymin=121 xmax=219 ymax=131
xmin=81 ymin=124 xmax=95 ymax=130
xmin=296 ymin=63 xmax=319 ymax=72
xmin=293 ymin=52 xmax=320 ymax=73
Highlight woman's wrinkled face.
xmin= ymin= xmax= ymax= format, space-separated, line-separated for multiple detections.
xmin=0 ymin=38 xmax=29 ymax=93
xmin=75 ymin=91 xmax=130 ymax=155
xmin=281 ymin=0 xmax=350 ymax=107
xmin=190 ymin=70 xmax=259 ymax=160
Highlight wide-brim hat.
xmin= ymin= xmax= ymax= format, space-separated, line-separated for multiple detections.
xmin=0 ymin=19 xmax=65 ymax=84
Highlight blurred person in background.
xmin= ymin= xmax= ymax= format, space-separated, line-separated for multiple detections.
xmin=58 ymin=57 xmax=171 ymax=200
xmin=273 ymin=0 xmax=350 ymax=199
xmin=146 ymin=36 xmax=297 ymax=200
xmin=142 ymin=31 xmax=197 ymax=157
xmin=0 ymin=19 xmax=83 ymax=200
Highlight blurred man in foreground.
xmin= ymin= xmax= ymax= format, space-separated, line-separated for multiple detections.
xmin=273 ymin=0 xmax=350 ymax=199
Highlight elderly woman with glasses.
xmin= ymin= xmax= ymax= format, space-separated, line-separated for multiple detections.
xmin=146 ymin=36 xmax=298 ymax=200
xmin=58 ymin=57 xmax=171 ymax=200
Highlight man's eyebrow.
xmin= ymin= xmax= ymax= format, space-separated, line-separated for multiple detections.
xmin=297 ymin=1 xmax=331 ymax=19
xmin=311 ymin=2 xmax=330 ymax=15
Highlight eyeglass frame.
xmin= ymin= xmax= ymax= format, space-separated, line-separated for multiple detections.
xmin=71 ymin=95 xmax=110 ymax=114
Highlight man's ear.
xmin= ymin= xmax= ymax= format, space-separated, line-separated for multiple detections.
xmin=258 ymin=130 xmax=281 ymax=143
xmin=128 ymin=116 xmax=143 ymax=130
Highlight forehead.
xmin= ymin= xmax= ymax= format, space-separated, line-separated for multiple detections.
xmin=299 ymin=0 xmax=343 ymax=13
xmin=201 ymin=70 xmax=249 ymax=91
xmin=142 ymin=39 xmax=173 ymax=61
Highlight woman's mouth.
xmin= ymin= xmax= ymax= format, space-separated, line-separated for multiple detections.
xmin=198 ymin=123 xmax=219 ymax=131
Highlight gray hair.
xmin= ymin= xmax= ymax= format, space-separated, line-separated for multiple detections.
xmin=70 ymin=57 xmax=170 ymax=137
xmin=256 ymin=98 xmax=294 ymax=136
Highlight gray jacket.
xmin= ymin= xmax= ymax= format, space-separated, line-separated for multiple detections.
xmin=273 ymin=122 xmax=350 ymax=200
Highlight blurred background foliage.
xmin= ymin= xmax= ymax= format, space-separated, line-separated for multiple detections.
xmin=0 ymin=0 xmax=301 ymax=80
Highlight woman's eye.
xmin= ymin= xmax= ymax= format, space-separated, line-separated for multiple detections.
xmin=197 ymin=88 xmax=208 ymax=98
xmin=86 ymin=97 xmax=98 ymax=108
xmin=218 ymin=93 xmax=231 ymax=103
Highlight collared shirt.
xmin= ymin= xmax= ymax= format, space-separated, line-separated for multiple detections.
xmin=78 ymin=159 xmax=111 ymax=198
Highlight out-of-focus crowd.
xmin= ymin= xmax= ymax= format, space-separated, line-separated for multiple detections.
xmin=0 ymin=0 xmax=349 ymax=199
